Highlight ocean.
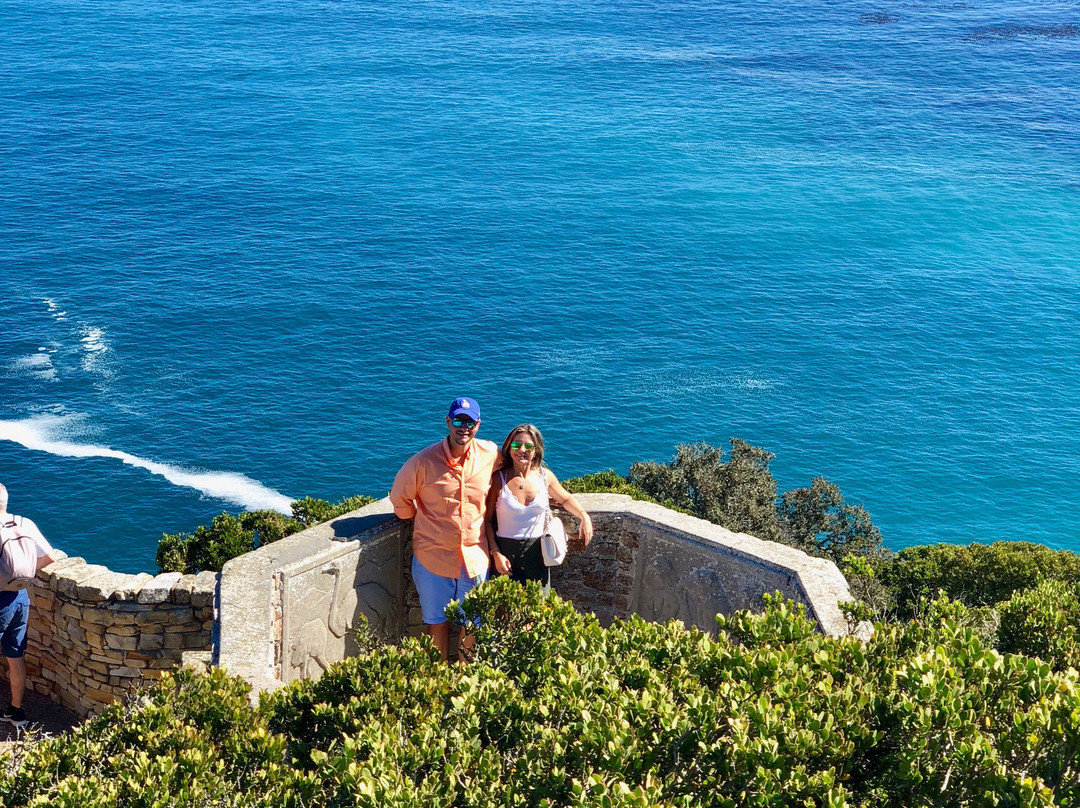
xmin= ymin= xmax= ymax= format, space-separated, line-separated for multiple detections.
xmin=2 ymin=0 xmax=1078 ymax=573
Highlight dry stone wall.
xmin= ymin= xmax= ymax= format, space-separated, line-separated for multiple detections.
xmin=0 ymin=553 xmax=216 ymax=718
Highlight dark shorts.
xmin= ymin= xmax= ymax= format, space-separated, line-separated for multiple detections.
xmin=0 ymin=590 xmax=30 ymax=658
xmin=495 ymin=536 xmax=550 ymax=590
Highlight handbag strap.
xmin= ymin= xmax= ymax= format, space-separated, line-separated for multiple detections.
xmin=540 ymin=469 xmax=553 ymax=533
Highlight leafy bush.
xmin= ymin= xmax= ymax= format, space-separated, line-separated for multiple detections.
xmin=876 ymin=541 xmax=1080 ymax=619
xmin=998 ymin=579 xmax=1080 ymax=671
xmin=569 ymin=440 xmax=885 ymax=563
xmin=156 ymin=494 xmax=375 ymax=574
xmin=8 ymin=579 xmax=1080 ymax=807
xmin=561 ymin=470 xmax=659 ymax=503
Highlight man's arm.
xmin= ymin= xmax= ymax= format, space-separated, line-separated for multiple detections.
xmin=36 ymin=551 xmax=60 ymax=572
xmin=389 ymin=456 xmax=421 ymax=520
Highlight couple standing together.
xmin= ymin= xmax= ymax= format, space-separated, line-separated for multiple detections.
xmin=390 ymin=397 xmax=594 ymax=661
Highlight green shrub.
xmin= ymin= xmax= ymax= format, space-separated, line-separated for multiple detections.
xmin=998 ymin=579 xmax=1080 ymax=671
xmin=157 ymin=494 xmax=376 ymax=574
xmin=877 ymin=541 xmax=1080 ymax=619
xmin=6 ymin=580 xmax=1080 ymax=807
xmin=561 ymin=469 xmax=659 ymax=503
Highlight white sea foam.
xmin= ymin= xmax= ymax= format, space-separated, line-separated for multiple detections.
xmin=78 ymin=325 xmax=110 ymax=374
xmin=12 ymin=353 xmax=58 ymax=380
xmin=43 ymin=298 xmax=67 ymax=321
xmin=0 ymin=415 xmax=293 ymax=514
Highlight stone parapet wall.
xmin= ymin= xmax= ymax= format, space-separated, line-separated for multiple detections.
xmin=217 ymin=498 xmax=406 ymax=692
xmin=218 ymin=494 xmax=856 ymax=694
xmin=553 ymin=496 xmax=853 ymax=636
xmin=0 ymin=554 xmax=216 ymax=717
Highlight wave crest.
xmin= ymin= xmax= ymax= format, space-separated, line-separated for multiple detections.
xmin=0 ymin=415 xmax=293 ymax=514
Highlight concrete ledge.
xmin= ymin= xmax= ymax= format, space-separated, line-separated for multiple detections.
xmin=218 ymin=497 xmax=404 ymax=692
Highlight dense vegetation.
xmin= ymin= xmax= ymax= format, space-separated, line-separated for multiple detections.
xmin=563 ymin=440 xmax=884 ymax=566
xmin=5 ymin=576 xmax=1080 ymax=807
xmin=156 ymin=494 xmax=374 ymax=573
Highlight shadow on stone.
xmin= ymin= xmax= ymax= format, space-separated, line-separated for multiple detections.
xmin=331 ymin=514 xmax=396 ymax=541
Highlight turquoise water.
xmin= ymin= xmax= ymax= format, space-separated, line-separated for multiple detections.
xmin=2 ymin=0 xmax=1079 ymax=572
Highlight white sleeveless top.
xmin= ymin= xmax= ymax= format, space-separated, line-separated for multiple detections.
xmin=495 ymin=468 xmax=548 ymax=540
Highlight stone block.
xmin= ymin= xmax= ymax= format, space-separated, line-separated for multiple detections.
xmin=134 ymin=609 xmax=174 ymax=626
xmin=109 ymin=666 xmax=142 ymax=678
xmin=56 ymin=564 xmax=112 ymax=599
xmin=172 ymin=574 xmax=197 ymax=604
xmin=106 ymin=624 xmax=137 ymax=637
xmin=46 ymin=557 xmax=87 ymax=591
xmin=83 ymin=687 xmax=118 ymax=704
xmin=138 ymin=634 xmax=164 ymax=652
xmin=81 ymin=608 xmax=118 ymax=626
xmin=190 ymin=571 xmax=218 ymax=607
xmin=77 ymin=571 xmax=136 ymax=602
xmin=105 ymin=633 xmax=138 ymax=652
xmin=114 ymin=573 xmax=155 ymax=601
xmin=138 ymin=573 xmax=183 ymax=604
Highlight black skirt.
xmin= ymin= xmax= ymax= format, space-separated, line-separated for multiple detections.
xmin=495 ymin=535 xmax=550 ymax=590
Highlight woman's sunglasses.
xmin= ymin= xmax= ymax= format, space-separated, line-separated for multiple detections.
xmin=509 ymin=441 xmax=536 ymax=451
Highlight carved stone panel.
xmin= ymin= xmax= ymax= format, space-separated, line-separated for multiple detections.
xmin=280 ymin=535 xmax=400 ymax=683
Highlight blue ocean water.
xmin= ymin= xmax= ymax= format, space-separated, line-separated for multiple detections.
xmin=2 ymin=0 xmax=1078 ymax=573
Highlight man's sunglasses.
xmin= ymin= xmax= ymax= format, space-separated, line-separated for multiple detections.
xmin=509 ymin=441 xmax=536 ymax=451
xmin=451 ymin=417 xmax=478 ymax=429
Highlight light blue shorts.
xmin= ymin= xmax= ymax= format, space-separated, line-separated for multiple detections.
xmin=0 ymin=590 xmax=30 ymax=659
xmin=411 ymin=555 xmax=488 ymax=625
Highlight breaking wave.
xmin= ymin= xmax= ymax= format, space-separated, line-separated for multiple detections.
xmin=0 ymin=415 xmax=293 ymax=513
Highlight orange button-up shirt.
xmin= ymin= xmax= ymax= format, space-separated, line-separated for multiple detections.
xmin=390 ymin=437 xmax=502 ymax=579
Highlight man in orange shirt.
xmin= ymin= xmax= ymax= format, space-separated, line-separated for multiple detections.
xmin=390 ymin=397 xmax=501 ymax=661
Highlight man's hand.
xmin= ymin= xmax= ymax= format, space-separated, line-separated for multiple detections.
xmin=491 ymin=550 xmax=511 ymax=576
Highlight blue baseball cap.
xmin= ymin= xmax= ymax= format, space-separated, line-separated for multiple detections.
xmin=448 ymin=397 xmax=481 ymax=421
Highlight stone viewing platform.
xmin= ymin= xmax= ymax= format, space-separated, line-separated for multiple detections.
xmin=1 ymin=494 xmax=856 ymax=717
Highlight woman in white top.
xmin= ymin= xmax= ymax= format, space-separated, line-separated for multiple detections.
xmin=485 ymin=424 xmax=593 ymax=589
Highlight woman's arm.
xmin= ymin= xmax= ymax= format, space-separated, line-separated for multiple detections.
xmin=486 ymin=472 xmax=511 ymax=575
xmin=545 ymin=470 xmax=593 ymax=546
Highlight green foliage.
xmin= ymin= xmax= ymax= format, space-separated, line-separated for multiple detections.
xmin=998 ymin=579 xmax=1080 ymax=672
xmin=9 ymin=579 xmax=1080 ymax=808
xmin=877 ymin=541 xmax=1080 ymax=619
xmin=630 ymin=440 xmax=784 ymax=542
xmin=561 ymin=470 xmax=658 ymax=503
xmin=156 ymin=493 xmax=376 ymax=574
xmin=779 ymin=477 xmax=886 ymax=563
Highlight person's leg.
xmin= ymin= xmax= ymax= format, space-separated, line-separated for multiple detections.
xmin=412 ymin=556 xmax=456 ymax=661
xmin=453 ymin=564 xmax=489 ymax=662
xmin=427 ymin=623 xmax=451 ymax=661
xmin=5 ymin=656 xmax=25 ymax=709
xmin=0 ymin=591 xmax=30 ymax=721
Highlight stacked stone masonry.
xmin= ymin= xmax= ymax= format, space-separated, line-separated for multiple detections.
xmin=0 ymin=554 xmax=216 ymax=718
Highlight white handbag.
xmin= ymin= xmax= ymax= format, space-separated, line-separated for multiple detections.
xmin=541 ymin=511 xmax=567 ymax=567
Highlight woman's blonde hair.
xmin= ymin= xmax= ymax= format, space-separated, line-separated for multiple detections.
xmin=500 ymin=424 xmax=545 ymax=470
